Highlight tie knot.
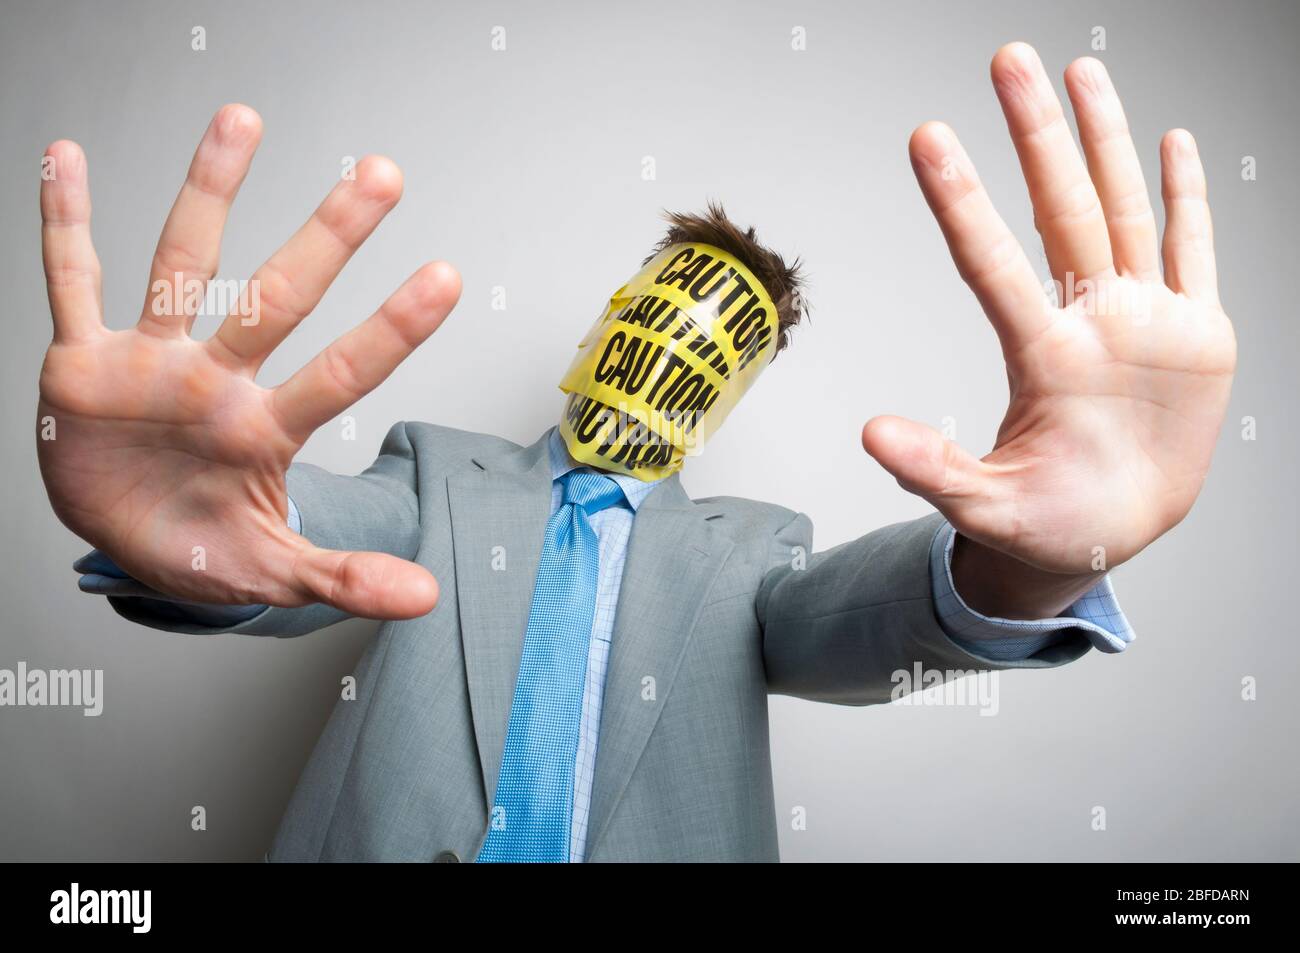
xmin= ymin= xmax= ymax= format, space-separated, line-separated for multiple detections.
xmin=559 ymin=470 xmax=625 ymax=514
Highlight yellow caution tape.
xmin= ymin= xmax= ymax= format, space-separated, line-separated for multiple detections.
xmin=558 ymin=242 xmax=779 ymax=480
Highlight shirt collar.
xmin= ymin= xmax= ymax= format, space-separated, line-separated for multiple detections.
xmin=546 ymin=427 xmax=665 ymax=513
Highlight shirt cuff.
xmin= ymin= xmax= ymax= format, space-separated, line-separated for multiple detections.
xmin=929 ymin=521 xmax=1136 ymax=661
xmin=74 ymin=497 xmax=302 ymax=627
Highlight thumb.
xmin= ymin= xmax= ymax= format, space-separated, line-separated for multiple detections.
xmin=292 ymin=545 xmax=439 ymax=620
xmin=861 ymin=415 xmax=987 ymax=512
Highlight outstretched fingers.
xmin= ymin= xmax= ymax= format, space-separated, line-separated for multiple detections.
xmin=909 ymin=121 xmax=1051 ymax=352
xmin=861 ymin=415 xmax=1015 ymax=544
xmin=291 ymin=543 xmax=439 ymax=619
xmin=272 ymin=261 xmax=461 ymax=442
xmin=40 ymin=140 xmax=103 ymax=342
xmin=1160 ymin=130 xmax=1220 ymax=304
xmin=1064 ymin=58 xmax=1160 ymax=280
xmin=141 ymin=104 xmax=263 ymax=336
xmin=862 ymin=415 xmax=984 ymax=502
xmin=210 ymin=155 xmax=404 ymax=369
xmin=991 ymin=42 xmax=1114 ymax=285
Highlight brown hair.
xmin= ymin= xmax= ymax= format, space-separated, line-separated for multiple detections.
xmin=644 ymin=201 xmax=807 ymax=356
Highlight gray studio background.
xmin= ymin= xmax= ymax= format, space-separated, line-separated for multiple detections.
xmin=1 ymin=0 xmax=1295 ymax=862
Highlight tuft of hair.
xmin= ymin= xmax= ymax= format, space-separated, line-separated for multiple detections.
xmin=643 ymin=201 xmax=807 ymax=356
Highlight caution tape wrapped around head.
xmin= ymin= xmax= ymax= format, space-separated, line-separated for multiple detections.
xmin=558 ymin=242 xmax=780 ymax=481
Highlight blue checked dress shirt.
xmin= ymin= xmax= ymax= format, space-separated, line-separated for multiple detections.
xmin=76 ymin=426 xmax=1135 ymax=861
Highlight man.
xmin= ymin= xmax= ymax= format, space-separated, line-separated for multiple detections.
xmin=36 ymin=43 xmax=1235 ymax=861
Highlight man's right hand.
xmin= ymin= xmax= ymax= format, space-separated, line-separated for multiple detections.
xmin=36 ymin=105 xmax=460 ymax=620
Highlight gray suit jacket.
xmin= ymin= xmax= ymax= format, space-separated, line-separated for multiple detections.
xmin=112 ymin=423 xmax=1089 ymax=862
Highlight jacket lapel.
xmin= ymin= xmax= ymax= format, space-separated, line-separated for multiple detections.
xmin=584 ymin=477 xmax=733 ymax=858
xmin=446 ymin=433 xmax=552 ymax=805
xmin=448 ymin=433 xmax=734 ymax=856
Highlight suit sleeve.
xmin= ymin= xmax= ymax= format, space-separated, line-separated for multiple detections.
xmin=755 ymin=512 xmax=1092 ymax=705
xmin=105 ymin=421 xmax=424 ymax=638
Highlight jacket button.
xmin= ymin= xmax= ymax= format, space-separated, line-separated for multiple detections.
xmin=434 ymin=850 xmax=461 ymax=863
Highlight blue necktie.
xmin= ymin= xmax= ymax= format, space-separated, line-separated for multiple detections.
xmin=476 ymin=469 xmax=626 ymax=863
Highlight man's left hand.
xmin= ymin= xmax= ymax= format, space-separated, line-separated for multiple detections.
xmin=862 ymin=43 xmax=1236 ymax=617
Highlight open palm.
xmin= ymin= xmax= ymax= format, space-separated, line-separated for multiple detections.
xmin=37 ymin=105 xmax=460 ymax=618
xmin=863 ymin=44 xmax=1236 ymax=574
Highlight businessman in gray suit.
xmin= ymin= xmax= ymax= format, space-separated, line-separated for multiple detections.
xmin=36 ymin=44 xmax=1235 ymax=861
